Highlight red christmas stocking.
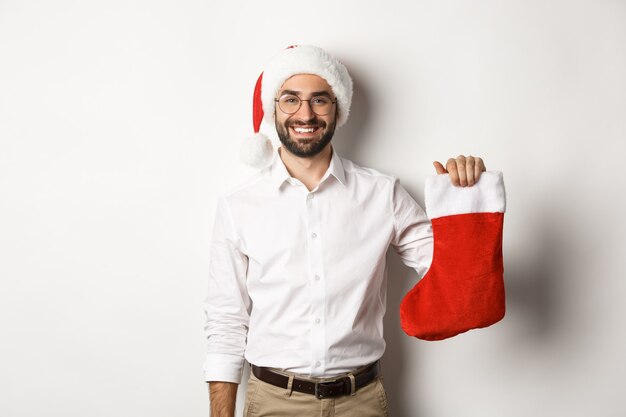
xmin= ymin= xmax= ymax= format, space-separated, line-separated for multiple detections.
xmin=400 ymin=172 xmax=506 ymax=341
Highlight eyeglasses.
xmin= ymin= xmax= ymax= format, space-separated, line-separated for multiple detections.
xmin=275 ymin=94 xmax=337 ymax=116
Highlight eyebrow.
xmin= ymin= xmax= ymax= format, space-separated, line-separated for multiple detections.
xmin=279 ymin=90 xmax=334 ymax=98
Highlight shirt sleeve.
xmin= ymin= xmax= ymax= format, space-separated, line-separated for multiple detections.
xmin=203 ymin=196 xmax=251 ymax=384
xmin=389 ymin=177 xmax=434 ymax=279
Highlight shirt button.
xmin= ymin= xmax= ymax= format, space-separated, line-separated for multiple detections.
xmin=315 ymin=275 xmax=320 ymax=281
xmin=311 ymin=233 xmax=317 ymax=239
xmin=315 ymin=318 xmax=320 ymax=324
xmin=307 ymin=193 xmax=314 ymax=200
xmin=315 ymin=361 xmax=321 ymax=368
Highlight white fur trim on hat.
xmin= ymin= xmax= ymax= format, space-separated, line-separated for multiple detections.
xmin=260 ymin=45 xmax=353 ymax=127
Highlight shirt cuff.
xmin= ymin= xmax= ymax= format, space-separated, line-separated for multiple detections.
xmin=425 ymin=171 xmax=506 ymax=219
xmin=204 ymin=353 xmax=245 ymax=384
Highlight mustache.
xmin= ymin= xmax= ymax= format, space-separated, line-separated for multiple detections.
xmin=286 ymin=119 xmax=326 ymax=128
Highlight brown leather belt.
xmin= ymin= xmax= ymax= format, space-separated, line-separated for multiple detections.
xmin=250 ymin=361 xmax=380 ymax=399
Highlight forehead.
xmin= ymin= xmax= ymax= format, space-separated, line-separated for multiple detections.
xmin=278 ymin=74 xmax=333 ymax=95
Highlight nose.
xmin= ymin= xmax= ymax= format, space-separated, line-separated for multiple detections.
xmin=293 ymin=99 xmax=316 ymax=120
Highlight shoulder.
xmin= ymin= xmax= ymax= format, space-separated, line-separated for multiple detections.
xmin=216 ymin=165 xmax=275 ymax=210
xmin=340 ymin=156 xmax=398 ymax=188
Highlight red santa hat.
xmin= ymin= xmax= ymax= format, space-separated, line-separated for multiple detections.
xmin=240 ymin=45 xmax=354 ymax=169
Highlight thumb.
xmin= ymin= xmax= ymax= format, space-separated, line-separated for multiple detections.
xmin=433 ymin=161 xmax=447 ymax=175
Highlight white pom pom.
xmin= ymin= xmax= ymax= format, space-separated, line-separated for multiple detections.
xmin=240 ymin=132 xmax=275 ymax=169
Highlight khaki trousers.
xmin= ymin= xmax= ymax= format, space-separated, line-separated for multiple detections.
xmin=243 ymin=369 xmax=390 ymax=417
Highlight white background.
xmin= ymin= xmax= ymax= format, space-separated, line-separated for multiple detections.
xmin=1 ymin=1 xmax=625 ymax=416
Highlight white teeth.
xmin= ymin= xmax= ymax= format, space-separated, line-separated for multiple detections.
xmin=293 ymin=127 xmax=316 ymax=133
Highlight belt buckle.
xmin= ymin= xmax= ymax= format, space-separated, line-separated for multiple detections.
xmin=314 ymin=379 xmax=339 ymax=399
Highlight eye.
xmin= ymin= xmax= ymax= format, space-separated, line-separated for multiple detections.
xmin=311 ymin=97 xmax=330 ymax=105
xmin=280 ymin=95 xmax=299 ymax=104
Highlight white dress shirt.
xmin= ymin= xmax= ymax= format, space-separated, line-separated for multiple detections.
xmin=203 ymin=145 xmax=434 ymax=383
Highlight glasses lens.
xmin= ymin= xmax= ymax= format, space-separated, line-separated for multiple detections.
xmin=278 ymin=95 xmax=301 ymax=114
xmin=310 ymin=96 xmax=332 ymax=115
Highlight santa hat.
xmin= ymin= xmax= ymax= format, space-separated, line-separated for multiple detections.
xmin=240 ymin=45 xmax=354 ymax=169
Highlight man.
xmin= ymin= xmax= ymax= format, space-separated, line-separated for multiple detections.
xmin=204 ymin=45 xmax=505 ymax=417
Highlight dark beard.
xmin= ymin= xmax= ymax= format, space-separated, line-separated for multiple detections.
xmin=275 ymin=117 xmax=336 ymax=158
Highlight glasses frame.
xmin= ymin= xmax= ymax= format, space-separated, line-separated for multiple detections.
xmin=274 ymin=95 xmax=337 ymax=116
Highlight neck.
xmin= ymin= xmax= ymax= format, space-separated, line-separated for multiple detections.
xmin=279 ymin=144 xmax=333 ymax=191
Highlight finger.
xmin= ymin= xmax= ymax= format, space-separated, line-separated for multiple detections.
xmin=466 ymin=156 xmax=476 ymax=186
xmin=446 ymin=158 xmax=459 ymax=186
xmin=433 ymin=161 xmax=447 ymax=174
xmin=474 ymin=157 xmax=485 ymax=182
xmin=477 ymin=157 xmax=486 ymax=171
xmin=456 ymin=155 xmax=467 ymax=187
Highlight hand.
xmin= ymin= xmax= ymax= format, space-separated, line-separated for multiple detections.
xmin=433 ymin=155 xmax=486 ymax=187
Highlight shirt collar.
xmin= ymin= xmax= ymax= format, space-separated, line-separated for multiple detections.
xmin=269 ymin=145 xmax=346 ymax=190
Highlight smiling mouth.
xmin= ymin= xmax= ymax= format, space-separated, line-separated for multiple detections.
xmin=290 ymin=126 xmax=321 ymax=137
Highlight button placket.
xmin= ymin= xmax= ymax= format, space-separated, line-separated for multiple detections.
xmin=305 ymin=191 xmax=326 ymax=376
